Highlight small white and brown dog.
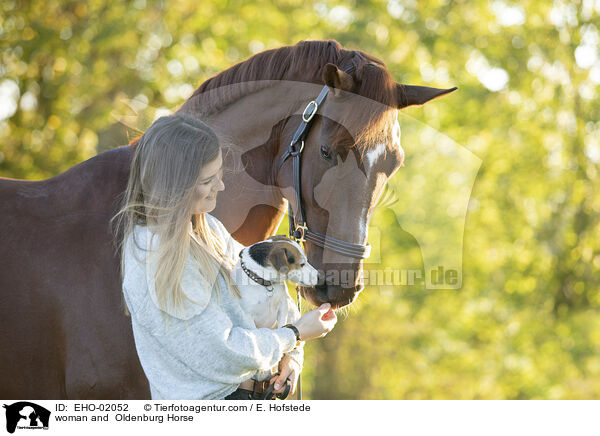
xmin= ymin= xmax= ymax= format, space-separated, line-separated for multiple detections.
xmin=232 ymin=235 xmax=319 ymax=329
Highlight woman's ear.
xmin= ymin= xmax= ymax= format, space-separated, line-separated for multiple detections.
xmin=269 ymin=247 xmax=289 ymax=274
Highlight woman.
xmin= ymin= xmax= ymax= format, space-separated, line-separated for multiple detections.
xmin=110 ymin=112 xmax=336 ymax=400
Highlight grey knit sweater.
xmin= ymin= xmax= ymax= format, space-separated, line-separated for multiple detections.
xmin=122 ymin=214 xmax=302 ymax=400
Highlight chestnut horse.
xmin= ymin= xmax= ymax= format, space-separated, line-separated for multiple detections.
xmin=0 ymin=40 xmax=455 ymax=399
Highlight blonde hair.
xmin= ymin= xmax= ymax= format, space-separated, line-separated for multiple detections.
xmin=110 ymin=112 xmax=241 ymax=326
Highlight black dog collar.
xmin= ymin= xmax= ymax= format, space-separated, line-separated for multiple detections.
xmin=239 ymin=253 xmax=274 ymax=295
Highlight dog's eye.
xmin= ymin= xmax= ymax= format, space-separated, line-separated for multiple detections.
xmin=288 ymin=257 xmax=295 ymax=264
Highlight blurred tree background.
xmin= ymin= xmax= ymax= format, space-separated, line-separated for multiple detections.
xmin=1 ymin=0 xmax=599 ymax=398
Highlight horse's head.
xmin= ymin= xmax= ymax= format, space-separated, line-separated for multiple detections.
xmin=277 ymin=60 xmax=456 ymax=309
xmin=182 ymin=39 xmax=456 ymax=309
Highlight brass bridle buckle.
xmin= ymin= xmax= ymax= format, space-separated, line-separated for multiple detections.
xmin=302 ymin=100 xmax=318 ymax=123
xmin=289 ymin=140 xmax=304 ymax=157
xmin=293 ymin=223 xmax=308 ymax=243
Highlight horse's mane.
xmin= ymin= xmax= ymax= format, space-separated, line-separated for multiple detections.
xmin=191 ymin=39 xmax=398 ymax=109
xmin=131 ymin=40 xmax=399 ymax=151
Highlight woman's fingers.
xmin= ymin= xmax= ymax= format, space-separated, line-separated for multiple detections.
xmin=321 ymin=308 xmax=336 ymax=320
xmin=317 ymin=303 xmax=331 ymax=316
xmin=320 ymin=309 xmax=337 ymax=335
xmin=295 ymin=302 xmax=340 ymax=341
xmin=272 ymin=368 xmax=292 ymax=393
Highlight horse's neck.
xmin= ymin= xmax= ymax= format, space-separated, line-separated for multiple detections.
xmin=197 ymin=80 xmax=323 ymax=148
xmin=184 ymin=81 xmax=326 ymax=243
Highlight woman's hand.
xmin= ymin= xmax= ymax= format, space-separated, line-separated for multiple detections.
xmin=269 ymin=354 xmax=301 ymax=395
xmin=268 ymin=304 xmax=336 ymax=396
xmin=293 ymin=303 xmax=337 ymax=341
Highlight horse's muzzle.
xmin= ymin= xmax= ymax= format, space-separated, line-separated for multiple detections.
xmin=300 ymin=283 xmax=363 ymax=309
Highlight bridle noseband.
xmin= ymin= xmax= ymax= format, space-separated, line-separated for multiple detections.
xmin=275 ymin=64 xmax=372 ymax=261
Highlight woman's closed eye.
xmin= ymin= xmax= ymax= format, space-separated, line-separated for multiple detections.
xmin=200 ymin=168 xmax=223 ymax=185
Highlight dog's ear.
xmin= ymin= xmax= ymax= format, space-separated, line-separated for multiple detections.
xmin=248 ymin=242 xmax=272 ymax=266
xmin=269 ymin=247 xmax=290 ymax=274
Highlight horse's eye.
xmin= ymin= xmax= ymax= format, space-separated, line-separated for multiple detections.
xmin=320 ymin=145 xmax=331 ymax=159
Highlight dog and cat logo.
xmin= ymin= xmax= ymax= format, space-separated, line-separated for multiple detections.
xmin=2 ymin=402 xmax=50 ymax=433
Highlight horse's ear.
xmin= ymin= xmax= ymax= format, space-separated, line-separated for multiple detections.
xmin=397 ymin=84 xmax=457 ymax=108
xmin=323 ymin=63 xmax=354 ymax=94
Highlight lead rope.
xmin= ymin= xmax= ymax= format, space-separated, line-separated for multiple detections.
xmin=290 ymin=202 xmax=302 ymax=400
xmin=296 ymin=285 xmax=302 ymax=400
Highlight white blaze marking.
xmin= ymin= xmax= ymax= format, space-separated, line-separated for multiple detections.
xmin=365 ymin=142 xmax=386 ymax=174
xmin=392 ymin=119 xmax=401 ymax=145
xmin=360 ymin=118 xmax=401 ymax=243
xmin=361 ymin=143 xmax=386 ymax=243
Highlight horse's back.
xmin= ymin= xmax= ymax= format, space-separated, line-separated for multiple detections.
xmin=0 ymin=145 xmax=133 ymax=268
xmin=0 ymin=146 xmax=150 ymax=399
xmin=0 ymin=146 xmax=132 ymax=217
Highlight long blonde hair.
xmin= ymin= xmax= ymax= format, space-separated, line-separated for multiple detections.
xmin=110 ymin=112 xmax=241 ymax=324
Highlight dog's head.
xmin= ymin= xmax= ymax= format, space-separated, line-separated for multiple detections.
xmin=243 ymin=236 xmax=319 ymax=286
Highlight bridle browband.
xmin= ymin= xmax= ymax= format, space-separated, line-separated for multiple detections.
xmin=275 ymin=64 xmax=372 ymax=261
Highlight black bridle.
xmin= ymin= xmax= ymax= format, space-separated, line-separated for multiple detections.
xmin=274 ymin=65 xmax=373 ymax=400
xmin=275 ymin=64 xmax=372 ymax=261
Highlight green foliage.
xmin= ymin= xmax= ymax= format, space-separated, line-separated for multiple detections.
xmin=2 ymin=0 xmax=599 ymax=398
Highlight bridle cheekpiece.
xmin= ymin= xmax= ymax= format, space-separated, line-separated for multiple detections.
xmin=275 ymin=64 xmax=372 ymax=261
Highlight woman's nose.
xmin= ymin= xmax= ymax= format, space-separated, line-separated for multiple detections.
xmin=216 ymin=178 xmax=225 ymax=191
